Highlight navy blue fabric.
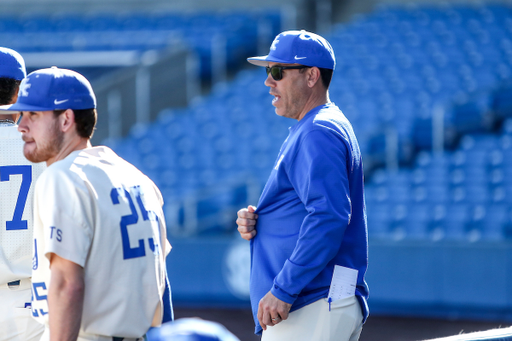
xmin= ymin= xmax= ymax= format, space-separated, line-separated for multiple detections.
xmin=162 ymin=273 xmax=174 ymax=323
xmin=250 ymin=103 xmax=369 ymax=335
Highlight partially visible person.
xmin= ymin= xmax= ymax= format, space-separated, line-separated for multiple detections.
xmin=1 ymin=66 xmax=171 ymax=340
xmin=236 ymin=30 xmax=369 ymax=341
xmin=0 ymin=47 xmax=45 ymax=341
xmin=146 ymin=318 xmax=240 ymax=341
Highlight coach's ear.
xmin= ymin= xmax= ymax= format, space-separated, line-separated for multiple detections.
xmin=306 ymin=67 xmax=321 ymax=88
xmin=58 ymin=109 xmax=76 ymax=133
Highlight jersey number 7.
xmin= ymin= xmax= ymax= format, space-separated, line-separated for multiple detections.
xmin=0 ymin=165 xmax=32 ymax=230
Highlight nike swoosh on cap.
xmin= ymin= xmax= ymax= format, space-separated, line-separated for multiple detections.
xmin=54 ymin=99 xmax=69 ymax=105
xmin=294 ymin=56 xmax=307 ymax=60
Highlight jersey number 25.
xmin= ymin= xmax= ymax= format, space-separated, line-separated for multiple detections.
xmin=110 ymin=185 xmax=161 ymax=260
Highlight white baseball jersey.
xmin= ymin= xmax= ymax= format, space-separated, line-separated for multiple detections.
xmin=0 ymin=124 xmax=45 ymax=285
xmin=31 ymin=146 xmax=170 ymax=338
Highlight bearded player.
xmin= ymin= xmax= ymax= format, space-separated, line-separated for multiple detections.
xmin=1 ymin=66 xmax=172 ymax=340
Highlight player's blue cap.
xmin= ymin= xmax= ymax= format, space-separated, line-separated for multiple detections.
xmin=247 ymin=30 xmax=336 ymax=70
xmin=0 ymin=66 xmax=96 ymax=112
xmin=0 ymin=47 xmax=26 ymax=80
xmin=146 ymin=318 xmax=240 ymax=341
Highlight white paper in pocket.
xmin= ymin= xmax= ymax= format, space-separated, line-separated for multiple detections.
xmin=327 ymin=265 xmax=358 ymax=302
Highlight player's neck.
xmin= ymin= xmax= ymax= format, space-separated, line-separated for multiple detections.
xmin=47 ymin=137 xmax=91 ymax=166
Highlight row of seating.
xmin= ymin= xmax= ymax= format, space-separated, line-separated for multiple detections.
xmin=367 ymin=201 xmax=512 ymax=242
xmin=328 ymin=4 xmax=512 ymax=163
xmin=0 ymin=11 xmax=281 ymax=79
xmin=366 ymin=130 xmax=512 ymax=241
xmin=0 ymin=12 xmax=278 ymax=33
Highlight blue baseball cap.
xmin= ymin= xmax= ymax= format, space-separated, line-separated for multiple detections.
xmin=247 ymin=30 xmax=336 ymax=70
xmin=0 ymin=66 xmax=96 ymax=112
xmin=146 ymin=318 xmax=240 ymax=341
xmin=0 ymin=47 xmax=26 ymax=80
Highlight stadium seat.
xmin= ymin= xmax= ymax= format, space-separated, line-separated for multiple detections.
xmin=493 ymin=82 xmax=512 ymax=119
xmin=366 ymin=202 xmax=391 ymax=238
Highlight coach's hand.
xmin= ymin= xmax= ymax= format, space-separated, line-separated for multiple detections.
xmin=257 ymin=291 xmax=292 ymax=330
xmin=236 ymin=205 xmax=258 ymax=240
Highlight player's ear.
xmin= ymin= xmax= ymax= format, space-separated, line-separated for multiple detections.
xmin=59 ymin=109 xmax=76 ymax=133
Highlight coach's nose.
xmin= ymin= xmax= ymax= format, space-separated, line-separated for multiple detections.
xmin=264 ymin=72 xmax=276 ymax=88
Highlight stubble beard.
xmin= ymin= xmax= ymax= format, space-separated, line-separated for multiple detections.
xmin=23 ymin=120 xmax=64 ymax=163
xmin=278 ymin=95 xmax=305 ymax=120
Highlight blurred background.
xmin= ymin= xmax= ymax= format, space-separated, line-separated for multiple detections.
xmin=4 ymin=0 xmax=512 ymax=339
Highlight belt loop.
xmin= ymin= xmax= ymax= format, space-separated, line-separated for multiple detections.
xmin=8 ymin=280 xmax=21 ymax=288
xmin=2 ymin=278 xmax=31 ymax=290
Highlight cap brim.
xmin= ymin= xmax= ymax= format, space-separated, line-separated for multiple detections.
xmin=247 ymin=56 xmax=270 ymax=67
xmin=247 ymin=55 xmax=300 ymax=67
xmin=0 ymin=103 xmax=54 ymax=112
xmin=0 ymin=105 xmax=21 ymax=115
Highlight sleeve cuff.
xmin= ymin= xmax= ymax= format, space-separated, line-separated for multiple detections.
xmin=270 ymin=282 xmax=297 ymax=305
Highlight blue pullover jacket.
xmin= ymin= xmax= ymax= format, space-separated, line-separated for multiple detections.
xmin=250 ymin=103 xmax=369 ymax=335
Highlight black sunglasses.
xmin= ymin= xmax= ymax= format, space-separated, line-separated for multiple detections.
xmin=265 ymin=65 xmax=310 ymax=81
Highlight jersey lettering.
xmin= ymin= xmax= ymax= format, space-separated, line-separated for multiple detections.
xmin=49 ymin=226 xmax=63 ymax=242
xmin=32 ymin=239 xmax=38 ymax=270
xmin=110 ymin=186 xmax=162 ymax=260
xmin=31 ymin=281 xmax=49 ymax=317
xmin=32 ymin=282 xmax=48 ymax=300
xmin=32 ymin=307 xmax=48 ymax=317
xmin=0 ymin=165 xmax=32 ymax=230
xmin=133 ymin=185 xmax=161 ymax=255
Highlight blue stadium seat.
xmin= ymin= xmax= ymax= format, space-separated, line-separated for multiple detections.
xmin=450 ymin=92 xmax=492 ymax=134
xmin=443 ymin=203 xmax=470 ymax=240
xmin=404 ymin=203 xmax=430 ymax=239
xmin=493 ymin=83 xmax=512 ymax=119
xmin=482 ymin=204 xmax=509 ymax=240
xmin=366 ymin=202 xmax=391 ymax=238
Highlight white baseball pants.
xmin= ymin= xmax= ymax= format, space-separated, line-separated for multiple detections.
xmin=0 ymin=278 xmax=44 ymax=341
xmin=261 ymin=295 xmax=363 ymax=341
xmin=39 ymin=328 xmax=143 ymax=341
